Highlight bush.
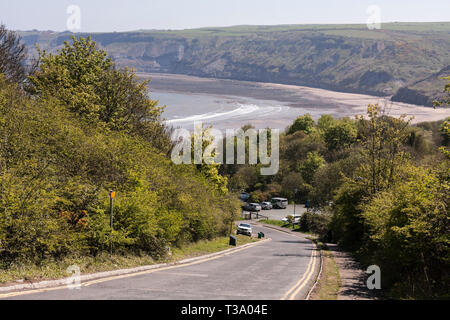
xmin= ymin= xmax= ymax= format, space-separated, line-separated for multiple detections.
xmin=299 ymin=211 xmax=332 ymax=240
xmin=0 ymin=36 xmax=240 ymax=266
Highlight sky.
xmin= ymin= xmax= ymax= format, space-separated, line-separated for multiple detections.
xmin=1 ymin=0 xmax=450 ymax=32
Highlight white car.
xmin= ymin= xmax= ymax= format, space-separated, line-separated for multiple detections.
xmin=242 ymin=203 xmax=262 ymax=212
xmin=236 ymin=223 xmax=252 ymax=236
xmin=282 ymin=216 xmax=301 ymax=223
xmin=260 ymin=202 xmax=273 ymax=210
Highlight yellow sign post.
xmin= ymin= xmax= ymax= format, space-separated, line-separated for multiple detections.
xmin=109 ymin=191 xmax=115 ymax=255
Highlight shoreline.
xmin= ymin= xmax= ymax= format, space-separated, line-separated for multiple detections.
xmin=139 ymin=72 xmax=450 ymax=124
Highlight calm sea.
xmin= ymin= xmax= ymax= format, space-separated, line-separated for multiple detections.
xmin=152 ymin=91 xmax=340 ymax=131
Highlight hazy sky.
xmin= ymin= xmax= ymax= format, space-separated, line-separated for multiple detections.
xmin=1 ymin=0 xmax=450 ymax=32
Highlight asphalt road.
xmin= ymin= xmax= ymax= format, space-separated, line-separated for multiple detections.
xmin=2 ymin=224 xmax=317 ymax=300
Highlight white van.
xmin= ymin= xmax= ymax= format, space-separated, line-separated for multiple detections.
xmin=271 ymin=197 xmax=288 ymax=209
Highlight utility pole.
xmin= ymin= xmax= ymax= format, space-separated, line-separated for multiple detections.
xmin=293 ymin=188 xmax=298 ymax=230
xmin=109 ymin=191 xmax=115 ymax=255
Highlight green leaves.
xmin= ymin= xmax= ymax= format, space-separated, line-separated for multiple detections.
xmin=0 ymin=37 xmax=237 ymax=265
xmin=323 ymin=119 xmax=357 ymax=151
xmin=298 ymin=151 xmax=325 ymax=184
xmin=28 ymin=36 xmax=169 ymax=151
xmin=287 ymin=114 xmax=315 ymax=135
xmin=329 ymin=105 xmax=449 ymax=297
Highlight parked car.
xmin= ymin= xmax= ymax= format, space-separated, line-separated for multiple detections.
xmin=282 ymin=215 xmax=301 ymax=224
xmin=271 ymin=197 xmax=288 ymax=209
xmin=242 ymin=203 xmax=262 ymax=212
xmin=236 ymin=223 xmax=252 ymax=236
xmin=239 ymin=192 xmax=250 ymax=201
xmin=260 ymin=202 xmax=272 ymax=210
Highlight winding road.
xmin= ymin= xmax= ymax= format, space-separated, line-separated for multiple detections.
xmin=1 ymin=223 xmax=318 ymax=300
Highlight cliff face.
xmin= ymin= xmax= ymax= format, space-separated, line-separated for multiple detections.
xmin=20 ymin=23 xmax=450 ymax=105
xmin=392 ymin=65 xmax=450 ymax=106
xmin=392 ymin=87 xmax=435 ymax=106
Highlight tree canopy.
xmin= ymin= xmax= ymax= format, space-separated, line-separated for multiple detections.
xmin=0 ymin=33 xmax=239 ymax=266
xmin=28 ymin=36 xmax=170 ymax=152
xmin=0 ymin=24 xmax=28 ymax=83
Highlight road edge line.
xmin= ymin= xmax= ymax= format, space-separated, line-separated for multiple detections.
xmin=260 ymin=223 xmax=321 ymax=301
xmin=288 ymin=244 xmax=318 ymax=300
xmin=306 ymin=245 xmax=324 ymax=300
xmin=0 ymin=237 xmax=271 ymax=298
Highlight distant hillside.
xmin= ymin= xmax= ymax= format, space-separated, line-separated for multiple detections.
xmin=392 ymin=65 xmax=450 ymax=106
xmin=19 ymin=22 xmax=450 ymax=105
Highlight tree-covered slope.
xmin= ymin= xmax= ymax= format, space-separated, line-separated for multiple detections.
xmin=392 ymin=65 xmax=450 ymax=106
xmin=0 ymin=35 xmax=239 ymax=266
xmin=20 ymin=22 xmax=450 ymax=105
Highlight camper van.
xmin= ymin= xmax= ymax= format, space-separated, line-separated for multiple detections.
xmin=271 ymin=197 xmax=288 ymax=209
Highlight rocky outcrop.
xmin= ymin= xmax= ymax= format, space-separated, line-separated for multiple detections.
xmin=391 ymin=87 xmax=433 ymax=106
xmin=391 ymin=65 xmax=450 ymax=106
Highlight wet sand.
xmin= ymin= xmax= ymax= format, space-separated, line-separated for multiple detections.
xmin=139 ymin=72 xmax=450 ymax=125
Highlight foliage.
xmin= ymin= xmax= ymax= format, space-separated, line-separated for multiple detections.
xmin=362 ymin=165 xmax=449 ymax=297
xmin=356 ymin=104 xmax=412 ymax=195
xmin=287 ymin=114 xmax=315 ymax=135
xmin=317 ymin=115 xmax=335 ymax=134
xmin=28 ymin=36 xmax=170 ymax=152
xmin=328 ymin=104 xmax=449 ymax=298
xmin=323 ymin=119 xmax=357 ymax=151
xmin=0 ymin=34 xmax=238 ymax=267
xmin=223 ymin=100 xmax=449 ymax=298
xmin=298 ymin=151 xmax=325 ymax=184
xmin=299 ymin=211 xmax=332 ymax=239
xmin=0 ymin=25 xmax=28 ymax=83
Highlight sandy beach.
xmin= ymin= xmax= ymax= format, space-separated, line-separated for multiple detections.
xmin=139 ymin=73 xmax=450 ymax=128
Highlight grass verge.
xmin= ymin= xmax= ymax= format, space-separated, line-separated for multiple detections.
xmin=0 ymin=234 xmax=258 ymax=285
xmin=262 ymin=219 xmax=290 ymax=228
xmin=262 ymin=219 xmax=314 ymax=235
xmin=309 ymin=243 xmax=341 ymax=300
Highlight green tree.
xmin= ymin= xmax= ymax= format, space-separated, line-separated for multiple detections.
xmin=362 ymin=165 xmax=449 ymax=297
xmin=317 ymin=114 xmax=335 ymax=134
xmin=28 ymin=36 xmax=113 ymax=120
xmin=439 ymin=119 xmax=450 ymax=158
xmin=287 ymin=114 xmax=315 ymax=135
xmin=356 ymin=104 xmax=412 ymax=195
xmin=0 ymin=66 xmax=239 ymax=265
xmin=28 ymin=36 xmax=169 ymax=151
xmin=0 ymin=24 xmax=28 ymax=83
xmin=298 ymin=151 xmax=325 ymax=184
xmin=323 ymin=119 xmax=357 ymax=151
xmin=281 ymin=172 xmax=305 ymax=200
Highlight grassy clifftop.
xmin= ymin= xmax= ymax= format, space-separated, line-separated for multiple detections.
xmin=20 ymin=22 xmax=450 ymax=105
